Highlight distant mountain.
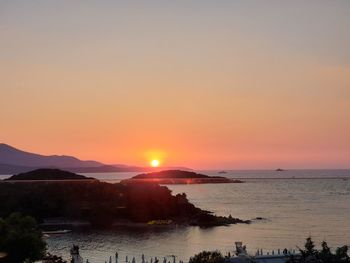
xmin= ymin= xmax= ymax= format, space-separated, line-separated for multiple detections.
xmin=66 ymin=165 xmax=147 ymax=173
xmin=0 ymin=163 xmax=148 ymax=175
xmin=0 ymin=143 xmax=103 ymax=168
xmin=0 ymin=143 xmax=143 ymax=175
xmin=0 ymin=143 xmax=192 ymax=175
xmin=0 ymin=162 xmax=36 ymax=175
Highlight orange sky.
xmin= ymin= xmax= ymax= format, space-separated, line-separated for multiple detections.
xmin=1 ymin=1 xmax=350 ymax=169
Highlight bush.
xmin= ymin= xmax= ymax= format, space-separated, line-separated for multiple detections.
xmin=189 ymin=251 xmax=225 ymax=263
xmin=288 ymin=237 xmax=350 ymax=263
xmin=0 ymin=213 xmax=46 ymax=263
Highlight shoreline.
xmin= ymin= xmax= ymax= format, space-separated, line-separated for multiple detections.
xmin=40 ymin=216 xmax=252 ymax=230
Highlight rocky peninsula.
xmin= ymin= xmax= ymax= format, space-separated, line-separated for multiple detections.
xmin=0 ymin=169 xmax=249 ymax=228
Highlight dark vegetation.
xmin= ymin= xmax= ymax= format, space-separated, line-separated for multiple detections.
xmin=189 ymin=238 xmax=349 ymax=263
xmin=0 ymin=169 xmax=248 ymax=227
xmin=288 ymin=237 xmax=349 ymax=263
xmin=188 ymin=251 xmax=225 ymax=263
xmin=0 ymin=213 xmax=46 ymax=263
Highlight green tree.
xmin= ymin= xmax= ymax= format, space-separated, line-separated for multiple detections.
xmin=189 ymin=251 xmax=225 ymax=263
xmin=335 ymin=246 xmax=350 ymax=262
xmin=303 ymin=237 xmax=317 ymax=257
xmin=0 ymin=213 xmax=46 ymax=263
xmin=288 ymin=237 xmax=350 ymax=263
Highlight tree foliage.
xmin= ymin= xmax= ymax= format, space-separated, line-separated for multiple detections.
xmin=0 ymin=181 xmax=201 ymax=226
xmin=189 ymin=251 xmax=225 ymax=263
xmin=0 ymin=213 xmax=46 ymax=263
xmin=288 ymin=237 xmax=349 ymax=263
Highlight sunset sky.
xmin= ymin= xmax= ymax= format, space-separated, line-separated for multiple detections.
xmin=1 ymin=1 xmax=350 ymax=169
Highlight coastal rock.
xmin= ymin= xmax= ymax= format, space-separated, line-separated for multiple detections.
xmin=190 ymin=213 xmax=251 ymax=227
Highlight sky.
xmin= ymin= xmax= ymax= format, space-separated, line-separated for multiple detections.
xmin=1 ymin=1 xmax=350 ymax=169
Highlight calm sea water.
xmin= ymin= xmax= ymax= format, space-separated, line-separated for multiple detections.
xmin=5 ymin=170 xmax=350 ymax=262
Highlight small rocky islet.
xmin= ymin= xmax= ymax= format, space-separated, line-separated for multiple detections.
xmin=121 ymin=169 xmax=244 ymax=184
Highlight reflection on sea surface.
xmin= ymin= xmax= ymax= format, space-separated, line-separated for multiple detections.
xmin=46 ymin=171 xmax=350 ymax=262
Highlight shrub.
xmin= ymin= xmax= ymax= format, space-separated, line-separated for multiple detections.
xmin=0 ymin=213 xmax=46 ymax=263
xmin=189 ymin=251 xmax=225 ymax=263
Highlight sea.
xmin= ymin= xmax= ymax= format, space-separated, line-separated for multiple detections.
xmin=3 ymin=170 xmax=350 ymax=262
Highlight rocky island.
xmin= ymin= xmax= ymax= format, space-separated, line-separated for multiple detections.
xmin=121 ymin=170 xmax=243 ymax=184
xmin=5 ymin=168 xmax=95 ymax=181
xmin=0 ymin=169 xmax=249 ymax=228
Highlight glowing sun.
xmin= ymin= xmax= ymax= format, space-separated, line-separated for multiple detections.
xmin=150 ymin=159 xmax=160 ymax=167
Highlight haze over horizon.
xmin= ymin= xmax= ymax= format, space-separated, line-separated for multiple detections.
xmin=1 ymin=1 xmax=350 ymax=169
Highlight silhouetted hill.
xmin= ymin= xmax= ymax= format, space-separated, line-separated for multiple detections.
xmin=0 ymin=143 xmax=103 ymax=168
xmin=6 ymin=168 xmax=93 ymax=181
xmin=0 ymin=162 xmax=36 ymax=175
xmin=0 ymin=143 xmax=150 ymax=174
xmin=0 ymin=163 xmax=149 ymax=175
xmin=67 ymin=165 xmax=147 ymax=173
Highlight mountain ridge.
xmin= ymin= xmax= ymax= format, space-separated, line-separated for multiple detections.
xmin=0 ymin=143 xmax=191 ymax=175
xmin=0 ymin=143 xmax=141 ymax=174
xmin=0 ymin=143 xmax=103 ymax=168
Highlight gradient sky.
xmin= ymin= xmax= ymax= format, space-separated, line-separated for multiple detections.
xmin=1 ymin=1 xmax=350 ymax=169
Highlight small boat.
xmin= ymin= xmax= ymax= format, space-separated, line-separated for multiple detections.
xmin=42 ymin=229 xmax=72 ymax=235
xmin=276 ymin=168 xmax=285 ymax=172
xmin=218 ymin=171 xmax=227 ymax=174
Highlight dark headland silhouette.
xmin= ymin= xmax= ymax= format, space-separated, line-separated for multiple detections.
xmin=0 ymin=143 xmax=189 ymax=175
xmin=0 ymin=143 xmax=102 ymax=167
xmin=0 ymin=168 xmax=250 ymax=227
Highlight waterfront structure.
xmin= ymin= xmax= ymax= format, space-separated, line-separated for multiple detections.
xmin=227 ymin=242 xmax=299 ymax=263
xmin=65 ymin=243 xmax=299 ymax=263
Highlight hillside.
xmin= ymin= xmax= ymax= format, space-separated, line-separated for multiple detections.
xmin=0 ymin=143 xmax=103 ymax=168
xmin=0 ymin=162 xmax=36 ymax=175
xmin=0 ymin=143 xmax=146 ymax=174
